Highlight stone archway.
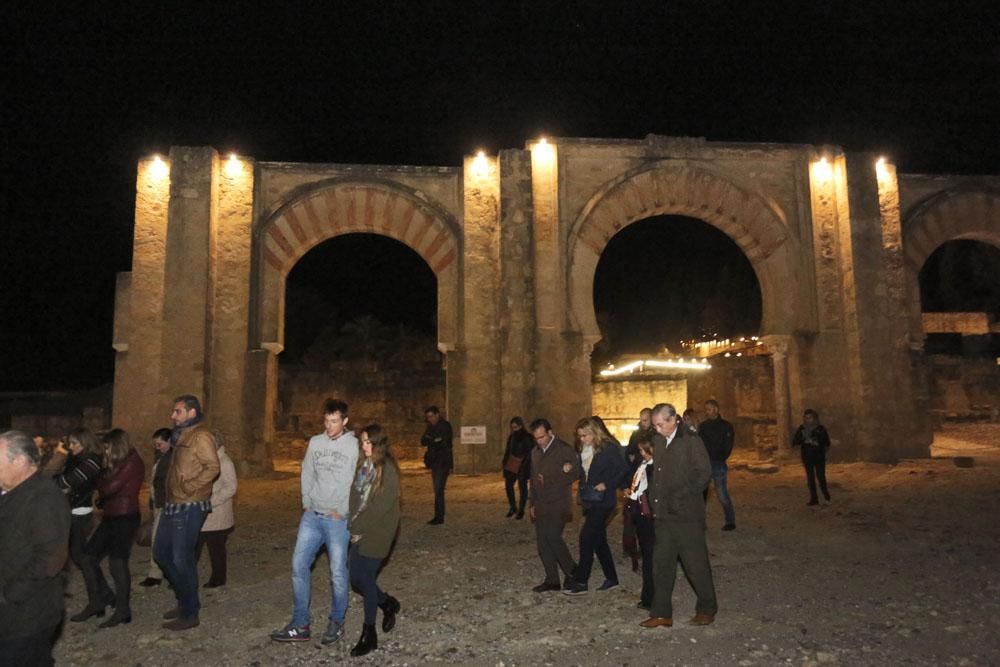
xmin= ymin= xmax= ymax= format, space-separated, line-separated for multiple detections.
xmin=566 ymin=162 xmax=794 ymax=346
xmin=562 ymin=161 xmax=799 ymax=453
xmin=902 ymin=187 xmax=1000 ymax=337
xmin=254 ymin=178 xmax=462 ymax=355
xmin=250 ymin=178 xmax=463 ymax=449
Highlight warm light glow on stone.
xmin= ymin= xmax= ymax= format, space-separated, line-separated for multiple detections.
xmin=812 ymin=156 xmax=832 ymax=181
xmin=531 ymin=137 xmax=555 ymax=165
xmin=149 ymin=155 xmax=169 ymax=180
xmin=875 ymin=156 xmax=891 ymax=182
xmin=472 ymin=150 xmax=490 ymax=179
xmin=225 ymin=153 xmax=243 ymax=178
xmin=599 ymin=358 xmax=712 ymax=376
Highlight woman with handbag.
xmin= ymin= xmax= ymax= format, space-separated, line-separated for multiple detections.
xmin=347 ymin=424 xmax=402 ymax=657
xmin=626 ymin=434 xmax=656 ymax=610
xmin=564 ymin=417 xmax=628 ymax=596
xmin=71 ymin=428 xmax=144 ymax=628
xmin=501 ymin=416 xmax=533 ymax=519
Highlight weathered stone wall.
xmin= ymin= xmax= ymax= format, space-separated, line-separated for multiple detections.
xmin=276 ymin=358 xmax=445 ymax=461
xmin=926 ymin=356 xmax=1000 ymax=416
xmin=591 ymin=377 xmax=687 ymax=441
xmin=114 ymin=136 xmax=997 ymax=474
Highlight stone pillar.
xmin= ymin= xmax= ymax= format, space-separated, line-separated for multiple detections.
xmin=529 ymin=139 xmax=584 ymax=436
xmin=498 ymin=149 xmax=537 ymax=436
xmin=454 ymin=152 xmax=502 ymax=473
xmin=875 ymin=159 xmax=933 ymax=457
xmin=159 ymin=147 xmax=218 ymax=407
xmin=112 ymin=156 xmax=172 ymax=454
xmin=208 ymin=155 xmax=258 ymax=472
xmin=765 ymin=335 xmax=793 ymax=458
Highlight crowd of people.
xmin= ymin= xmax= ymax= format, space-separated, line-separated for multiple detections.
xmin=0 ymin=390 xmax=832 ymax=664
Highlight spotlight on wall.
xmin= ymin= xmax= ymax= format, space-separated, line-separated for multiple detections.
xmin=150 ymin=155 xmax=169 ymax=179
xmin=471 ymin=150 xmax=490 ymax=179
xmin=532 ymin=137 xmax=555 ymax=164
xmin=225 ymin=153 xmax=243 ymax=178
xmin=875 ymin=156 xmax=890 ymax=180
xmin=812 ymin=156 xmax=832 ymax=182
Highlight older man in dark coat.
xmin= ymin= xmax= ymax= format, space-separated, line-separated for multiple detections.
xmin=0 ymin=430 xmax=71 ymax=666
xmin=640 ymin=404 xmax=718 ymax=629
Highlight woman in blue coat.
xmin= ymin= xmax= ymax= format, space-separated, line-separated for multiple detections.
xmin=564 ymin=417 xmax=629 ymax=595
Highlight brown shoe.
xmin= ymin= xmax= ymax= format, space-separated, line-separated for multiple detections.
xmin=690 ymin=612 xmax=716 ymax=626
xmin=639 ymin=616 xmax=673 ymax=628
xmin=162 ymin=606 xmax=182 ymax=620
xmin=162 ymin=616 xmax=200 ymax=631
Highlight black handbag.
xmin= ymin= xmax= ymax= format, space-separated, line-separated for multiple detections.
xmin=579 ymin=484 xmax=606 ymax=504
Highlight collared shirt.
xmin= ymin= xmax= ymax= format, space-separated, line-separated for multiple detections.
xmin=539 ymin=434 xmax=555 ymax=454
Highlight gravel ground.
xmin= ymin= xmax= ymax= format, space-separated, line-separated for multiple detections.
xmin=54 ymin=425 xmax=1000 ymax=666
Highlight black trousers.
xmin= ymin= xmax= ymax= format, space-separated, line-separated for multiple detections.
xmin=81 ymin=513 xmax=140 ymax=614
xmin=68 ymin=513 xmax=93 ymax=579
xmin=503 ymin=471 xmax=528 ymax=514
xmin=651 ymin=519 xmax=717 ymax=619
xmin=635 ymin=515 xmax=655 ymax=607
xmin=576 ymin=507 xmax=617 ymax=585
xmin=0 ymin=625 xmax=59 ymax=667
xmin=803 ymin=452 xmax=830 ymax=501
xmin=535 ymin=511 xmax=576 ymax=585
xmin=196 ymin=527 xmax=232 ymax=585
xmin=430 ymin=467 xmax=449 ymax=520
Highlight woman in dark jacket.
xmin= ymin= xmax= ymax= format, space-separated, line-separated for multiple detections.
xmin=71 ymin=428 xmax=145 ymax=628
xmin=625 ymin=434 xmax=656 ymax=609
xmin=501 ymin=416 xmax=533 ymax=519
xmin=54 ymin=428 xmax=105 ymax=593
xmin=792 ymin=409 xmax=832 ymax=505
xmin=564 ymin=417 xmax=629 ymax=596
xmin=347 ymin=424 xmax=402 ymax=657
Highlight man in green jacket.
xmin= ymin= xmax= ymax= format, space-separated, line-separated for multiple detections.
xmin=640 ymin=403 xmax=718 ymax=629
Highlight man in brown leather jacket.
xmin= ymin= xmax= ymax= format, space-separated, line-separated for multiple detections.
xmin=527 ymin=418 xmax=581 ymax=593
xmin=640 ymin=403 xmax=718 ymax=629
xmin=153 ymin=395 xmax=220 ymax=631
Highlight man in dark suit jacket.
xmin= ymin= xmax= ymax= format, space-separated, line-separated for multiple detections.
xmin=527 ymin=418 xmax=581 ymax=593
xmin=640 ymin=403 xmax=718 ymax=628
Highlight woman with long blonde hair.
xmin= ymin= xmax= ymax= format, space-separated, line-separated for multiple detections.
xmin=347 ymin=424 xmax=402 ymax=656
xmin=564 ymin=417 xmax=628 ymax=596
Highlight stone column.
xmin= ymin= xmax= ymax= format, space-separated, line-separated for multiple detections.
xmin=112 ymin=156 xmax=172 ymax=457
xmin=455 ymin=152 xmax=502 ymax=474
xmin=208 ymin=154 xmax=258 ymax=473
xmin=498 ymin=149 xmax=537 ymax=436
xmin=159 ymin=146 xmax=218 ymax=407
xmin=765 ymin=335 xmax=793 ymax=459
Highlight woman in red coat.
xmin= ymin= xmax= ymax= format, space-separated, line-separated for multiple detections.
xmin=70 ymin=428 xmax=144 ymax=628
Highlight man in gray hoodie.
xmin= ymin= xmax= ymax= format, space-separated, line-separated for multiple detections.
xmin=271 ymin=399 xmax=359 ymax=645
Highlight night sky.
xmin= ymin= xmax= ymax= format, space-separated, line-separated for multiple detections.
xmin=3 ymin=3 xmax=999 ymax=390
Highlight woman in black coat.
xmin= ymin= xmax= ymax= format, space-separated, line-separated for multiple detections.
xmin=54 ymin=428 xmax=105 ymax=593
xmin=564 ymin=417 xmax=628 ymax=595
xmin=501 ymin=416 xmax=533 ymax=519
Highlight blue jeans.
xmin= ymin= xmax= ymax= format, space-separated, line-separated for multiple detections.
xmin=291 ymin=511 xmax=350 ymax=627
xmin=153 ymin=505 xmax=208 ymax=618
xmin=710 ymin=461 xmax=736 ymax=525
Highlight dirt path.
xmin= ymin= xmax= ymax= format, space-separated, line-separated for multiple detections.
xmin=55 ymin=439 xmax=1000 ymax=666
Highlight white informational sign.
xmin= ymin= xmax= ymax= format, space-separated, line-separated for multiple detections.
xmin=460 ymin=425 xmax=487 ymax=445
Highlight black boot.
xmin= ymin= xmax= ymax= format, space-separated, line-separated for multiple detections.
xmin=379 ymin=594 xmax=400 ymax=632
xmin=350 ymin=624 xmax=378 ymax=657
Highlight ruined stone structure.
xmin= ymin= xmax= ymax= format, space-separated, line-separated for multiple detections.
xmin=111 ymin=137 xmax=1000 ymax=473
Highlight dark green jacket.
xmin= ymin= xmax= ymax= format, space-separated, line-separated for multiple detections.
xmin=648 ymin=427 xmax=712 ymax=522
xmin=0 ymin=472 xmax=71 ymax=639
xmin=348 ymin=461 xmax=401 ymax=559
